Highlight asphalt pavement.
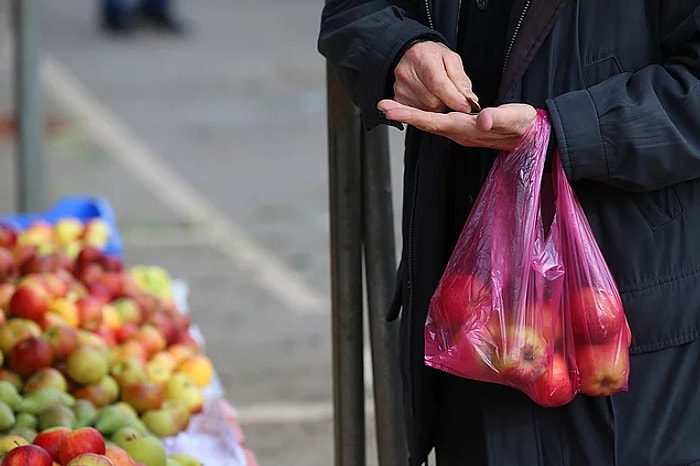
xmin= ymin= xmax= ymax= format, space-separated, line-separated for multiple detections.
xmin=0 ymin=1 xmax=408 ymax=465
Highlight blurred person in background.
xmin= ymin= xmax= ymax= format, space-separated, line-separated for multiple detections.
xmin=101 ymin=0 xmax=185 ymax=34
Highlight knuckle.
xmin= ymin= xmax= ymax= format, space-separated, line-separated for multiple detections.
xmin=394 ymin=65 xmax=410 ymax=82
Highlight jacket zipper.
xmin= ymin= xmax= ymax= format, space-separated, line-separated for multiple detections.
xmin=424 ymin=0 xmax=434 ymax=28
xmin=404 ymin=135 xmax=423 ymax=462
xmin=455 ymin=0 xmax=463 ymax=43
xmin=502 ymin=0 xmax=532 ymax=74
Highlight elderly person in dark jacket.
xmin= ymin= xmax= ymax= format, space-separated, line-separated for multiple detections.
xmin=318 ymin=1 xmax=700 ymax=465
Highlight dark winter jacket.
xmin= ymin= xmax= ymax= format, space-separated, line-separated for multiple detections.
xmin=318 ymin=1 xmax=700 ymax=465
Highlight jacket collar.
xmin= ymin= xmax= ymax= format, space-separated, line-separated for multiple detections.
xmin=497 ymin=0 xmax=570 ymax=100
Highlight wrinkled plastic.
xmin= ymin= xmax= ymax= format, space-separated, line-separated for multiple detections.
xmin=552 ymin=148 xmax=631 ymax=399
xmin=424 ymin=109 xmax=630 ymax=407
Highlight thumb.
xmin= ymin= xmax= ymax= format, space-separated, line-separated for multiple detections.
xmin=475 ymin=104 xmax=532 ymax=132
xmin=475 ymin=108 xmax=496 ymax=132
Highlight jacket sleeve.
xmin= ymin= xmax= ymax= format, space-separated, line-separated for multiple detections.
xmin=318 ymin=0 xmax=447 ymax=129
xmin=546 ymin=5 xmax=700 ymax=192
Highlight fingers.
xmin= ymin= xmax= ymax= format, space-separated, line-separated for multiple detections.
xmin=443 ymin=54 xmax=479 ymax=109
xmin=393 ymin=71 xmax=445 ymax=111
xmin=378 ymin=100 xmax=473 ymax=136
xmin=378 ymin=100 xmax=449 ymax=133
xmin=394 ymin=41 xmax=476 ymax=113
xmin=415 ymin=58 xmax=472 ymax=113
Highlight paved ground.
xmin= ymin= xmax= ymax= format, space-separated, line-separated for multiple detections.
xmin=0 ymin=1 xmax=409 ymax=465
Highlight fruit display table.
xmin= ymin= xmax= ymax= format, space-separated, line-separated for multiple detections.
xmin=0 ymin=196 xmax=260 ymax=466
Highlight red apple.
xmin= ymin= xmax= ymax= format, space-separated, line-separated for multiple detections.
xmin=0 ymin=224 xmax=18 ymax=248
xmin=93 ymin=326 xmax=117 ymax=347
xmin=430 ymin=273 xmax=491 ymax=346
xmin=17 ymin=273 xmax=50 ymax=294
xmin=495 ymin=325 xmax=550 ymax=385
xmin=53 ymin=251 xmax=76 ymax=274
xmin=8 ymin=336 xmax=53 ymax=377
xmin=33 ymin=426 xmax=71 ymax=462
xmin=570 ymin=286 xmax=625 ymax=344
xmin=43 ymin=325 xmax=79 ymax=361
xmin=86 ymin=283 xmax=112 ymax=305
xmin=115 ymin=323 xmax=139 ymax=343
xmin=1 ymin=444 xmax=53 ymax=466
xmin=129 ymin=325 xmax=166 ymax=356
xmin=20 ymin=255 xmax=57 ymax=275
xmin=0 ymin=282 xmax=16 ymax=310
xmin=147 ymin=313 xmax=178 ymax=345
xmin=72 ymin=383 xmax=115 ymax=409
xmin=120 ymin=381 xmax=164 ymax=413
xmin=76 ymin=296 xmax=104 ymax=331
xmin=0 ymin=319 xmax=40 ymax=355
xmin=96 ymin=273 xmax=125 ymax=299
xmin=173 ymin=330 xmax=199 ymax=352
xmin=169 ymin=312 xmax=191 ymax=333
xmin=9 ymin=284 xmax=49 ymax=321
xmin=76 ymin=263 xmax=104 ymax=286
xmin=533 ymin=352 xmax=577 ymax=407
xmin=538 ymin=302 xmax=563 ymax=348
xmin=13 ymin=244 xmax=38 ymax=269
xmin=42 ymin=274 xmax=69 ymax=299
xmin=576 ymin=339 xmax=629 ymax=396
xmin=76 ymin=246 xmax=104 ymax=268
xmin=57 ymin=427 xmax=106 ymax=465
xmin=98 ymin=255 xmax=123 ymax=273
xmin=130 ymin=293 xmax=159 ymax=322
xmin=0 ymin=247 xmax=16 ymax=278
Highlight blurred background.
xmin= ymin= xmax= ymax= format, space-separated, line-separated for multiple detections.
xmin=0 ymin=1 xmax=407 ymax=465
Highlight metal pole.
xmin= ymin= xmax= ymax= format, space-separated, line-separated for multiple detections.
xmin=327 ymin=62 xmax=366 ymax=466
xmin=13 ymin=0 xmax=45 ymax=213
xmin=361 ymin=126 xmax=408 ymax=466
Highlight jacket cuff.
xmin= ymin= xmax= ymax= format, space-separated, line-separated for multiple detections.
xmin=546 ymin=89 xmax=609 ymax=183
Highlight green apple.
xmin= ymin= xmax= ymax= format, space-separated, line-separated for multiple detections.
xmin=119 ymin=435 xmax=166 ymax=466
xmin=66 ymin=345 xmax=110 ymax=385
xmin=168 ymin=453 xmax=203 ymax=466
xmin=18 ymin=387 xmax=75 ymax=415
xmin=0 ymin=380 xmax=22 ymax=410
xmin=37 ymin=404 xmax=76 ymax=430
xmin=0 ymin=401 xmax=16 ymax=430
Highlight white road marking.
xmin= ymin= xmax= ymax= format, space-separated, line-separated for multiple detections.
xmin=236 ymin=347 xmax=374 ymax=425
xmin=40 ymin=55 xmax=328 ymax=315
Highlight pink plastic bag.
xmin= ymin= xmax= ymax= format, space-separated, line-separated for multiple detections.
xmin=424 ymin=109 xmax=630 ymax=407
xmin=552 ymin=150 xmax=631 ymax=398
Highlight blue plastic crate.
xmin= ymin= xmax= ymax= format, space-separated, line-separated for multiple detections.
xmin=0 ymin=196 xmax=123 ymax=257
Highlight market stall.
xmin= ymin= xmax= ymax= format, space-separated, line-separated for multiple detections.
xmin=0 ymin=195 xmax=259 ymax=466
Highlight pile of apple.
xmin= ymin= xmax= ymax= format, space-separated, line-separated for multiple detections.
xmin=428 ymin=272 xmax=631 ymax=407
xmin=0 ymin=219 xmax=215 ymax=464
xmin=0 ymin=426 xmax=203 ymax=465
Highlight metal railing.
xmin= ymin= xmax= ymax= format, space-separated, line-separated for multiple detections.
xmin=11 ymin=0 xmax=46 ymax=213
xmin=326 ymin=62 xmax=408 ymax=465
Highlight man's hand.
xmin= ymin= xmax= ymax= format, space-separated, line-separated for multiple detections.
xmin=393 ymin=41 xmax=478 ymax=114
xmin=378 ymin=100 xmax=537 ymax=152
